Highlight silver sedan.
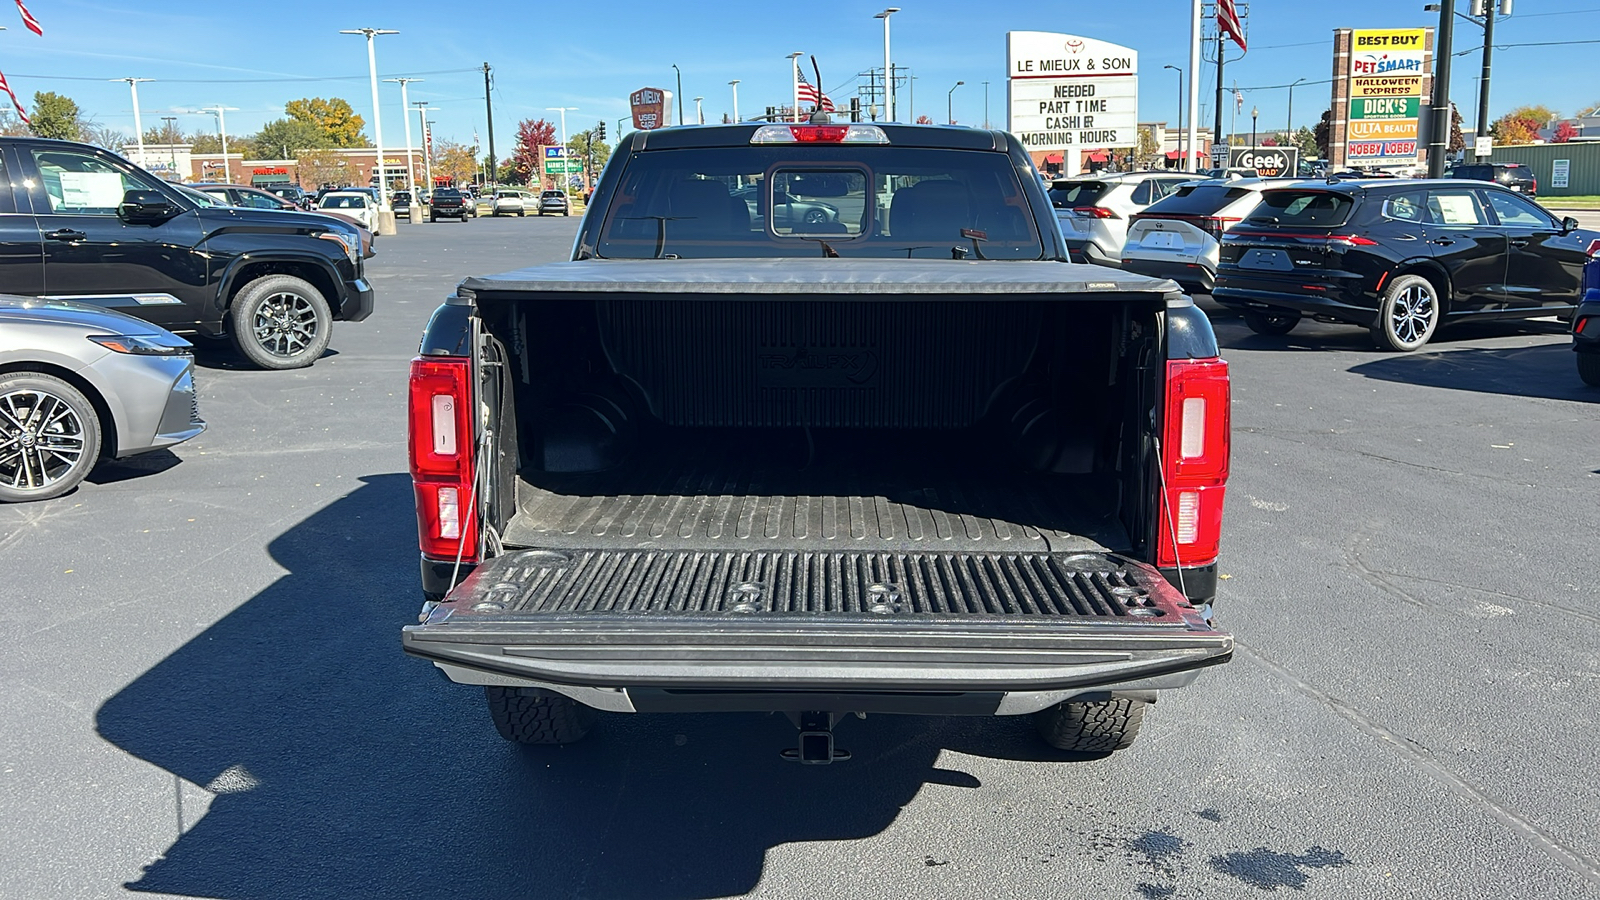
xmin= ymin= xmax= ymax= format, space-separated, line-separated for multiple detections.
xmin=0 ymin=296 xmax=205 ymax=502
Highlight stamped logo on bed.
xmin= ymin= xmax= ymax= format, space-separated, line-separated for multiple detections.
xmin=756 ymin=347 xmax=880 ymax=388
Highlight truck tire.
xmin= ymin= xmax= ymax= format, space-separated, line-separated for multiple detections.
xmin=1578 ymin=352 xmax=1600 ymax=387
xmin=1371 ymin=273 xmax=1440 ymax=352
xmin=1242 ymin=309 xmax=1301 ymax=336
xmin=228 ymin=274 xmax=334 ymax=370
xmin=0 ymin=373 xmax=102 ymax=503
xmin=485 ymin=686 xmax=595 ymax=744
xmin=1034 ymin=697 xmax=1146 ymax=754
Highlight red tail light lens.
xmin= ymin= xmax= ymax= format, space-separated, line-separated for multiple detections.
xmin=409 ymin=356 xmax=477 ymax=561
xmin=1074 ymin=206 xmax=1118 ymax=219
xmin=1157 ymin=358 xmax=1230 ymax=568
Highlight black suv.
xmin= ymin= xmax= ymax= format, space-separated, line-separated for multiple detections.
xmin=1450 ymin=162 xmax=1537 ymax=197
xmin=0 ymin=137 xmax=373 ymax=369
xmin=428 ymin=188 xmax=471 ymax=222
xmin=1213 ymin=179 xmax=1592 ymax=350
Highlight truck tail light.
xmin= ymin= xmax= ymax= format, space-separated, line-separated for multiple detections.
xmin=749 ymin=124 xmax=890 ymax=144
xmin=1074 ymin=206 xmax=1118 ymax=219
xmin=1157 ymin=358 xmax=1230 ymax=568
xmin=409 ymin=356 xmax=477 ymax=561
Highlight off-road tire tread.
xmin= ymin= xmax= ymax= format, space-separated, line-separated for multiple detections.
xmin=1034 ymin=698 xmax=1146 ymax=753
xmin=227 ymin=274 xmax=333 ymax=370
xmin=485 ymin=686 xmax=595 ymax=744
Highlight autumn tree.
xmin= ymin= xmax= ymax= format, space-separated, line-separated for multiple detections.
xmin=297 ymin=149 xmax=345 ymax=188
xmin=1313 ymin=109 xmax=1332 ymax=158
xmin=252 ymin=118 xmax=330 ymax=158
xmin=1553 ymin=120 xmax=1579 ymax=143
xmin=0 ymin=110 xmax=28 ymax=137
xmin=915 ymin=114 xmax=933 ymax=125
xmin=189 ymin=132 xmax=224 ymax=154
xmin=81 ymin=122 xmax=129 ymax=151
xmin=432 ymin=138 xmax=479 ymax=186
xmin=511 ymin=118 xmax=557 ymax=183
xmin=29 ymin=91 xmax=84 ymax=141
xmin=1135 ymin=127 xmax=1161 ymax=168
xmin=1449 ymin=102 xmax=1465 ymax=153
xmin=285 ymin=97 xmax=367 ymax=147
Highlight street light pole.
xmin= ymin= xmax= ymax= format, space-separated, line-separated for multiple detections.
xmin=693 ymin=96 xmax=704 ymax=124
xmin=413 ymin=102 xmax=436 ymax=191
xmin=198 ymin=105 xmax=236 ymax=183
xmin=947 ymin=80 xmax=963 ymax=125
xmin=875 ymin=8 xmax=900 ymax=121
xmin=1287 ymin=77 xmax=1305 ymax=142
xmin=112 ymin=77 xmax=154 ymax=168
xmin=729 ymin=80 xmax=740 ymax=122
xmin=1250 ymin=106 xmax=1258 ymax=151
xmin=340 ymin=27 xmax=399 ymax=230
xmin=385 ymin=77 xmax=422 ymax=196
xmin=1475 ymin=1 xmax=1498 ymax=162
xmin=981 ymin=80 xmax=990 ymax=128
xmin=160 ymin=116 xmax=177 ymax=175
xmin=1164 ymin=65 xmax=1184 ymax=168
xmin=787 ymin=53 xmax=803 ymax=124
xmin=671 ymin=64 xmax=683 ymax=125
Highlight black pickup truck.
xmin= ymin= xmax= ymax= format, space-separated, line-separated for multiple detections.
xmin=0 ymin=137 xmax=373 ymax=369
xmin=402 ymin=122 xmax=1233 ymax=761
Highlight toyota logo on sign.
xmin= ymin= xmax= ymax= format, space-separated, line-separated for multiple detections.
xmin=1227 ymin=146 xmax=1299 ymax=177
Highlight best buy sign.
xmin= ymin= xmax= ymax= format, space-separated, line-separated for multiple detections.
xmin=1350 ymin=97 xmax=1420 ymax=119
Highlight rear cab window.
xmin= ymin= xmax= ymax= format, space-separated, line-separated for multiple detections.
xmin=598 ymin=145 xmax=1043 ymax=260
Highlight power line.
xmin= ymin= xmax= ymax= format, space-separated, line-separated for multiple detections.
xmin=8 ymin=66 xmax=480 ymax=84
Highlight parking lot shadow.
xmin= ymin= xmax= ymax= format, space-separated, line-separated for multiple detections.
xmin=95 ymin=473 xmax=1080 ymax=900
xmin=1349 ymin=341 xmax=1597 ymax=403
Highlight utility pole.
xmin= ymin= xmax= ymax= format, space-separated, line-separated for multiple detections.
xmin=112 ymin=77 xmax=154 ymax=168
xmin=1213 ymin=31 xmax=1225 ymax=167
xmin=386 ymin=77 xmax=421 ymax=196
xmin=1474 ymin=0 xmax=1498 ymax=162
xmin=1427 ymin=0 xmax=1454 ymax=177
xmin=981 ymin=80 xmax=990 ymax=129
xmin=482 ymin=63 xmax=496 ymax=185
xmin=198 ymin=106 xmax=236 ymax=183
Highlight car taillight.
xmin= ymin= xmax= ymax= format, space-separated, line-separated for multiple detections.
xmin=1074 ymin=206 xmax=1118 ymax=219
xmin=1157 ymin=358 xmax=1230 ymax=569
xmin=409 ymin=356 xmax=477 ymax=561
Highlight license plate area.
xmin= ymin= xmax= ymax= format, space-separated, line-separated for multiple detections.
xmin=1142 ymin=230 xmax=1181 ymax=250
xmin=1240 ymin=248 xmax=1294 ymax=271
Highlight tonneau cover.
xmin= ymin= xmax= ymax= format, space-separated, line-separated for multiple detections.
xmin=460 ymin=258 xmax=1185 ymax=298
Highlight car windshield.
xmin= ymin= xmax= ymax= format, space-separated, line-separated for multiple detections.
xmin=1048 ymin=181 xmax=1108 ymax=208
xmin=1250 ymin=190 xmax=1356 ymax=227
xmin=596 ymin=146 xmax=1043 ymax=260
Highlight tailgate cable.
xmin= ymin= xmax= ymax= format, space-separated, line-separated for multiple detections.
xmin=1150 ymin=434 xmax=1189 ymax=600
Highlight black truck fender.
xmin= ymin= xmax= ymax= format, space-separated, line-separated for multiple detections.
xmin=211 ymin=249 xmax=358 ymax=325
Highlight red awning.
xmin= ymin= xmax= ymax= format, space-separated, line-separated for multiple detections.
xmin=1043 ymin=152 xmax=1064 ymax=164
xmin=1085 ymin=151 xmax=1110 ymax=163
xmin=1165 ymin=149 xmax=1207 ymax=159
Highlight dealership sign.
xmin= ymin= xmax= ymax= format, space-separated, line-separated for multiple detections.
xmin=1228 ymin=146 xmax=1300 ymax=178
xmin=630 ymin=87 xmax=673 ymax=130
xmin=1006 ymin=31 xmax=1138 ymax=169
xmin=1346 ymin=28 xmax=1427 ymax=163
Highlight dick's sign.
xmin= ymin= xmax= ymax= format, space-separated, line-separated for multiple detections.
xmin=1228 ymin=146 xmax=1300 ymax=178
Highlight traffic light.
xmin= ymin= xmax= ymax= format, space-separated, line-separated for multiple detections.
xmin=596 ymin=120 xmax=606 ymax=141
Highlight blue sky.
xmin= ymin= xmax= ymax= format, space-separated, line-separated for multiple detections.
xmin=3 ymin=0 xmax=1596 ymax=151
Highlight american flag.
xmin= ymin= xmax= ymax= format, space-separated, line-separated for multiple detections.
xmin=0 ymin=69 xmax=29 ymax=124
xmin=1217 ymin=0 xmax=1245 ymax=52
xmin=15 ymin=0 xmax=41 ymax=35
xmin=796 ymin=68 xmax=834 ymax=112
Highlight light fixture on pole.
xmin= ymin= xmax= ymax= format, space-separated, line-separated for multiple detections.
xmin=1250 ymin=105 xmax=1258 ymax=151
xmin=1286 ymin=77 xmax=1305 ymax=142
xmin=787 ymin=52 xmax=803 ymax=124
xmin=671 ymin=64 xmax=684 ymax=125
xmin=729 ymin=80 xmax=741 ymax=122
xmin=385 ymin=77 xmax=422 ymax=196
xmin=547 ymin=106 xmax=577 ymax=190
xmin=947 ymin=81 xmax=963 ymax=125
xmin=339 ymin=27 xmax=398 ymax=222
xmin=413 ymin=101 xmax=437 ymax=191
xmin=874 ymin=8 xmax=900 ymax=122
xmin=1165 ymin=65 xmax=1184 ymax=169
xmin=197 ymin=105 xmax=237 ymax=183
xmin=694 ymin=96 xmax=704 ymax=125
xmin=112 ymin=77 xmax=154 ymax=168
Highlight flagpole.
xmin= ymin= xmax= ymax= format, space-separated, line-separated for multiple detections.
xmin=1187 ymin=0 xmax=1201 ymax=172
xmin=788 ymin=52 xmax=802 ymax=123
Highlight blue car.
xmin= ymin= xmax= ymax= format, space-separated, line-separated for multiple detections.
xmin=1575 ymin=239 xmax=1600 ymax=386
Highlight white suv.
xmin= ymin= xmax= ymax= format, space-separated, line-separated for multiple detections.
xmin=1050 ymin=172 xmax=1194 ymax=267
xmin=492 ymin=190 xmax=526 ymax=217
xmin=1120 ymin=178 xmax=1299 ymax=294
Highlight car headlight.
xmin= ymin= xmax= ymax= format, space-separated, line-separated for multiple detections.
xmin=87 ymin=333 xmax=193 ymax=355
xmin=317 ymin=230 xmax=360 ymax=263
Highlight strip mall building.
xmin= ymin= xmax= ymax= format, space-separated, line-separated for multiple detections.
xmin=125 ymin=143 xmax=427 ymax=189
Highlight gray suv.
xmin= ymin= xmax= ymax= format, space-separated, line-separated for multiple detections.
xmin=538 ymin=189 xmax=570 ymax=216
xmin=1050 ymin=172 xmax=1193 ymax=266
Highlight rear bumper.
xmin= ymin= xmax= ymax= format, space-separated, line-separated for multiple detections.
xmin=1213 ymin=273 xmax=1377 ymax=326
xmin=1063 ymin=238 xmax=1121 ymax=268
xmin=1123 ymin=258 xmax=1215 ymax=293
xmin=1574 ymin=297 xmax=1600 ymax=352
xmin=402 ymin=547 xmax=1232 ymax=712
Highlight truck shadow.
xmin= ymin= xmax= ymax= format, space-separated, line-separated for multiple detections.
xmin=95 ymin=473 xmax=1086 ymax=900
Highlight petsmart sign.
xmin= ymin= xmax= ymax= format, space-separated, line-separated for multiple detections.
xmin=1007 ymin=31 xmax=1138 ymax=166
xmin=1346 ymin=28 xmax=1427 ymax=163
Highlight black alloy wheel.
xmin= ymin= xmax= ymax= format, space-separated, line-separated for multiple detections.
xmin=229 ymin=274 xmax=334 ymax=370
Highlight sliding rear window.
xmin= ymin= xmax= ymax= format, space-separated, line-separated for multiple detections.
xmin=597 ymin=146 xmax=1042 ymax=260
xmin=1251 ymin=190 xmax=1356 ymax=227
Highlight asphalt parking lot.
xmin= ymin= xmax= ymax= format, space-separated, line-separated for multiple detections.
xmin=2 ymin=214 xmax=1597 ymax=900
